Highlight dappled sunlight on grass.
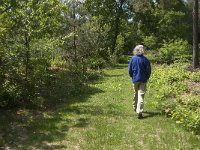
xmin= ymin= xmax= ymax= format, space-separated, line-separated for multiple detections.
xmin=1 ymin=63 xmax=200 ymax=149
xmin=0 ymin=83 xmax=105 ymax=149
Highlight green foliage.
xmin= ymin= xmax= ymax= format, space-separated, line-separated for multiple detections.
xmin=1 ymin=62 xmax=200 ymax=150
xmin=0 ymin=0 xmax=66 ymax=107
xmin=132 ymin=1 xmax=192 ymax=51
xmin=0 ymin=0 xmax=197 ymax=110
xmin=117 ymin=55 xmax=130 ymax=64
xmin=0 ymin=81 xmax=20 ymax=107
xmin=190 ymin=71 xmax=200 ymax=82
xmin=149 ymin=63 xmax=188 ymax=111
xmin=85 ymin=0 xmax=131 ymax=56
xmin=89 ymin=57 xmax=106 ymax=69
xmin=148 ymin=63 xmax=200 ymax=133
xmin=111 ymin=34 xmax=125 ymax=63
xmin=32 ymin=96 xmax=45 ymax=108
xmin=115 ymin=34 xmax=125 ymax=57
xmin=143 ymin=35 xmax=158 ymax=50
xmin=158 ymin=11 xmax=191 ymax=41
xmin=157 ymin=39 xmax=191 ymax=64
xmin=172 ymin=96 xmax=200 ymax=134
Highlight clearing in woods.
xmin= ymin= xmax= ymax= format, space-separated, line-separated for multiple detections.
xmin=0 ymin=64 xmax=200 ymax=150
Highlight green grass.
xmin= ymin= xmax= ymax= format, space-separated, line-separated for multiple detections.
xmin=1 ymin=64 xmax=200 ymax=150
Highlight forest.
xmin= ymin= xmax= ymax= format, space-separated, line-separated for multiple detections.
xmin=0 ymin=0 xmax=200 ymax=149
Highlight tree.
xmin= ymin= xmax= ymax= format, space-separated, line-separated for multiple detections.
xmin=130 ymin=0 xmax=192 ymax=50
xmin=0 ymin=0 xmax=65 ymax=107
xmin=192 ymin=0 xmax=199 ymax=68
xmin=85 ymin=0 xmax=131 ymax=60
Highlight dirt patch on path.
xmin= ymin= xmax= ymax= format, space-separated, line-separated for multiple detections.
xmin=188 ymin=82 xmax=200 ymax=95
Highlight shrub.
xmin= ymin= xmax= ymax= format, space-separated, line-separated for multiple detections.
xmin=157 ymin=39 xmax=191 ymax=64
xmin=143 ymin=35 xmax=158 ymax=50
xmin=117 ymin=55 xmax=130 ymax=64
xmin=148 ymin=63 xmax=200 ymax=134
xmin=190 ymin=70 xmax=200 ymax=82
xmin=172 ymin=95 xmax=200 ymax=134
xmin=89 ymin=57 xmax=106 ymax=69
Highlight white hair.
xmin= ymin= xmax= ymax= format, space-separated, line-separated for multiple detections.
xmin=133 ymin=45 xmax=144 ymax=55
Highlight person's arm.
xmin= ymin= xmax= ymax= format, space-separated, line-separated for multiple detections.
xmin=128 ymin=58 xmax=133 ymax=77
xmin=146 ymin=59 xmax=151 ymax=80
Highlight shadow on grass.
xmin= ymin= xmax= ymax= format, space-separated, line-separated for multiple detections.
xmin=111 ymin=64 xmax=127 ymax=69
xmin=0 ymin=83 xmax=104 ymax=149
xmin=104 ymin=74 xmax=124 ymax=78
xmin=0 ymin=64 xmax=132 ymax=149
xmin=61 ymin=103 xmax=131 ymax=118
xmin=141 ymin=111 xmax=161 ymax=119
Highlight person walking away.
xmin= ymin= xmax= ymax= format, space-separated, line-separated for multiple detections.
xmin=128 ymin=45 xmax=151 ymax=119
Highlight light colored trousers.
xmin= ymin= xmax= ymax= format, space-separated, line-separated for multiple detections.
xmin=132 ymin=82 xmax=146 ymax=114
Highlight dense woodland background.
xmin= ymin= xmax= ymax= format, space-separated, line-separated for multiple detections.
xmin=0 ymin=0 xmax=200 ymax=135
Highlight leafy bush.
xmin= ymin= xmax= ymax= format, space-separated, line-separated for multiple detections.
xmin=143 ymin=35 xmax=158 ymax=50
xmin=157 ymin=39 xmax=191 ymax=64
xmin=0 ymin=83 xmax=20 ymax=107
xmin=148 ymin=63 xmax=200 ymax=133
xmin=117 ymin=55 xmax=130 ymax=64
xmin=172 ymin=95 xmax=200 ymax=134
xmin=89 ymin=57 xmax=106 ymax=69
xmin=190 ymin=70 xmax=200 ymax=82
xmin=149 ymin=63 xmax=189 ymax=112
xmin=115 ymin=34 xmax=125 ymax=57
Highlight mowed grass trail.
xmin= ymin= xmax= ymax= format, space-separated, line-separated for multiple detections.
xmin=1 ymin=64 xmax=200 ymax=150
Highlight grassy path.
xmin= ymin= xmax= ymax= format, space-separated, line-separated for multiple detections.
xmin=1 ymin=64 xmax=200 ymax=150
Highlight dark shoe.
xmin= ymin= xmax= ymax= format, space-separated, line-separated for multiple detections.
xmin=136 ymin=113 xmax=143 ymax=119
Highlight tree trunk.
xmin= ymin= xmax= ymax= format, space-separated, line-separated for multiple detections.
xmin=73 ymin=1 xmax=78 ymax=71
xmin=111 ymin=0 xmax=124 ymax=55
xmin=25 ymin=34 xmax=30 ymax=82
xmin=193 ymin=0 xmax=199 ymax=68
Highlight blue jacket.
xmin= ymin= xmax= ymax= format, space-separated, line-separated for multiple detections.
xmin=128 ymin=55 xmax=151 ymax=83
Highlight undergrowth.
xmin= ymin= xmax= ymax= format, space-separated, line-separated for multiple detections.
xmin=148 ymin=62 xmax=200 ymax=134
